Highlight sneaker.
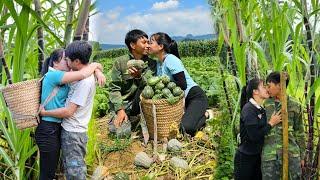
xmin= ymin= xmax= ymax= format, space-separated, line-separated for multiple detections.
xmin=205 ymin=109 xmax=214 ymax=120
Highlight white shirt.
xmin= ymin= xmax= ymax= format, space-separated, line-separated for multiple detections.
xmin=249 ymin=98 xmax=262 ymax=109
xmin=61 ymin=75 xmax=96 ymax=132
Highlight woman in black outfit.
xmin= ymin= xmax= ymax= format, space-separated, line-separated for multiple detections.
xmin=234 ymin=78 xmax=282 ymax=180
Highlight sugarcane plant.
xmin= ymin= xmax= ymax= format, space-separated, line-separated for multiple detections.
xmin=209 ymin=0 xmax=320 ymax=178
xmin=0 ymin=0 xmax=96 ymax=178
xmin=292 ymin=1 xmax=320 ymax=178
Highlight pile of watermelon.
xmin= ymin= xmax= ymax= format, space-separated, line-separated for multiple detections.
xmin=141 ymin=75 xmax=184 ymax=105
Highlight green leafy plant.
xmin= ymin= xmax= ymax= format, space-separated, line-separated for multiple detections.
xmin=0 ymin=95 xmax=38 ymax=179
xmin=99 ymin=137 xmax=131 ymax=154
xmin=92 ymin=40 xmax=222 ymax=60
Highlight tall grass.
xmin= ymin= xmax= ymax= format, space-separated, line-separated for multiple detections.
xmin=209 ymin=0 xmax=320 ymax=178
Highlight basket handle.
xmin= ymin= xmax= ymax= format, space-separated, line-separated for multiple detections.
xmin=152 ymin=103 xmax=158 ymax=154
xmin=139 ymin=102 xmax=149 ymax=145
xmin=38 ymin=86 xmax=60 ymax=115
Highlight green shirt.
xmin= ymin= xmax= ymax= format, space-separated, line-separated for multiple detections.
xmin=108 ymin=54 xmax=157 ymax=113
xmin=262 ymin=96 xmax=306 ymax=161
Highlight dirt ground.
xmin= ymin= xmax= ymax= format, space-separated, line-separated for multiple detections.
xmin=93 ymin=114 xmax=218 ymax=180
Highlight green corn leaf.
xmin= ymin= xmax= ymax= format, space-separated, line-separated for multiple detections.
xmin=0 ymin=146 xmax=14 ymax=167
xmin=306 ymin=78 xmax=320 ymax=103
xmin=18 ymin=145 xmax=37 ymax=167
xmin=14 ymin=0 xmax=63 ymax=46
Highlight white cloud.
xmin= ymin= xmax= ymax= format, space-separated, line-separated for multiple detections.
xmin=90 ymin=6 xmax=214 ymax=44
xmin=151 ymin=0 xmax=179 ymax=11
xmin=106 ymin=7 xmax=123 ymax=20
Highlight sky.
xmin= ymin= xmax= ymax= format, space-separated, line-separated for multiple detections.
xmin=89 ymin=0 xmax=214 ymax=44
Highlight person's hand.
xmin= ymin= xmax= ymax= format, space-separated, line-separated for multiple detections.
xmin=128 ymin=67 xmax=141 ymax=79
xmin=114 ymin=109 xmax=128 ymax=128
xmin=95 ymin=70 xmax=106 ymax=87
xmin=268 ymin=110 xmax=282 ymax=127
xmin=301 ymin=159 xmax=305 ymax=169
xmin=39 ymin=106 xmax=47 ymax=116
xmin=92 ymin=62 xmax=103 ymax=71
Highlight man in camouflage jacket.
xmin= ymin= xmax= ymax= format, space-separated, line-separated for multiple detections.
xmin=108 ymin=29 xmax=156 ymax=136
xmin=262 ymin=72 xmax=306 ymax=180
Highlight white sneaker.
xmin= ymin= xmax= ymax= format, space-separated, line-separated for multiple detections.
xmin=205 ymin=109 xmax=214 ymax=120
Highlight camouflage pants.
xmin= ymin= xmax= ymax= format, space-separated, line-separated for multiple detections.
xmin=61 ymin=129 xmax=88 ymax=180
xmin=261 ymin=156 xmax=302 ymax=180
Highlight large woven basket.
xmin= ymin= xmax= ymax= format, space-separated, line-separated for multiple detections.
xmin=1 ymin=79 xmax=41 ymax=130
xmin=140 ymin=95 xmax=184 ymax=139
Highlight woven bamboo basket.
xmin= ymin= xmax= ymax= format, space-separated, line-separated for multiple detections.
xmin=140 ymin=95 xmax=184 ymax=139
xmin=1 ymin=79 xmax=41 ymax=129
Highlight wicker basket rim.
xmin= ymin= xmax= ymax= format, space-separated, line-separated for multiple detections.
xmin=140 ymin=94 xmax=183 ymax=104
xmin=0 ymin=79 xmax=41 ymax=92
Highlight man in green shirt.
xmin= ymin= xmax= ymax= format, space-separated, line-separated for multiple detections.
xmin=108 ymin=29 xmax=156 ymax=136
xmin=262 ymin=72 xmax=306 ymax=180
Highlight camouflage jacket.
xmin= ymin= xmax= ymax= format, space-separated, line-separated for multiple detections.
xmin=108 ymin=54 xmax=157 ymax=113
xmin=262 ymin=96 xmax=306 ymax=161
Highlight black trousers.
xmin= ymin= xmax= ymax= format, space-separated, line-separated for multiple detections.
xmin=130 ymin=87 xmax=143 ymax=117
xmin=234 ymin=150 xmax=262 ymax=180
xmin=35 ymin=120 xmax=61 ymax=180
xmin=181 ymin=86 xmax=208 ymax=136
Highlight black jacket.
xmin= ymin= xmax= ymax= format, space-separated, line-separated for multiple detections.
xmin=238 ymin=101 xmax=272 ymax=155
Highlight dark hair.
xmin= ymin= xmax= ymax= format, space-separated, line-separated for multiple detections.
xmin=240 ymin=78 xmax=263 ymax=110
xmin=41 ymin=49 xmax=64 ymax=76
xmin=125 ymin=29 xmax=148 ymax=52
xmin=151 ymin=32 xmax=180 ymax=59
xmin=266 ymin=71 xmax=289 ymax=87
xmin=65 ymin=40 xmax=92 ymax=64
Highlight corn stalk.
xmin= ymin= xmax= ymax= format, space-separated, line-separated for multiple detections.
xmin=3 ymin=0 xmax=32 ymax=82
xmin=82 ymin=17 xmax=89 ymax=41
xmin=281 ymin=72 xmax=289 ymax=180
xmin=73 ymin=0 xmax=91 ymax=41
xmin=209 ymin=1 xmax=234 ymax=128
xmin=64 ymin=0 xmax=77 ymax=46
xmin=292 ymin=0 xmax=320 ymax=178
xmin=0 ymin=39 xmax=12 ymax=84
xmin=0 ymin=5 xmax=12 ymax=84
xmin=302 ymin=0 xmax=318 ymax=173
xmin=0 ymin=39 xmax=12 ymax=85
xmin=34 ymin=0 xmax=44 ymax=75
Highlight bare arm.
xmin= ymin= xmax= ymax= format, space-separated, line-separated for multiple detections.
xmin=94 ymin=69 xmax=106 ymax=87
xmin=40 ymin=102 xmax=78 ymax=118
xmin=60 ymin=62 xmax=103 ymax=84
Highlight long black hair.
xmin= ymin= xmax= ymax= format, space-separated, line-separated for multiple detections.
xmin=41 ymin=49 xmax=64 ymax=76
xmin=240 ymin=78 xmax=263 ymax=110
xmin=151 ymin=32 xmax=180 ymax=59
